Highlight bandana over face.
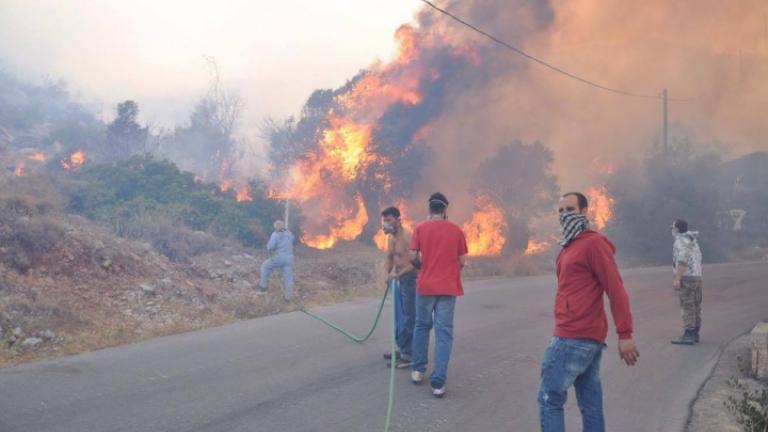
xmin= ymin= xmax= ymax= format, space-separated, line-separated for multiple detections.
xmin=559 ymin=211 xmax=589 ymax=247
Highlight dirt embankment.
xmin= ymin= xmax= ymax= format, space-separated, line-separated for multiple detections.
xmin=0 ymin=205 xmax=384 ymax=367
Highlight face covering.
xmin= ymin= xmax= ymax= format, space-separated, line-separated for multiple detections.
xmin=559 ymin=211 xmax=589 ymax=247
xmin=382 ymin=222 xmax=396 ymax=234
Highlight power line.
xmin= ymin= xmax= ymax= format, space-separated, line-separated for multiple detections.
xmin=420 ymin=0 xmax=692 ymax=101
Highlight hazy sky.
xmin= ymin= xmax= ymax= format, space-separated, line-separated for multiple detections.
xmin=0 ymin=0 xmax=420 ymax=136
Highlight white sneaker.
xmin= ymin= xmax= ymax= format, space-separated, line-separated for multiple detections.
xmin=410 ymin=371 xmax=424 ymax=384
xmin=431 ymin=386 xmax=446 ymax=398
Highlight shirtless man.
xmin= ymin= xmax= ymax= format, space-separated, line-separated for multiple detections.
xmin=381 ymin=206 xmax=417 ymax=368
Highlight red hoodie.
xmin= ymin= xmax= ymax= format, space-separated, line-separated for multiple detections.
xmin=554 ymin=229 xmax=634 ymax=343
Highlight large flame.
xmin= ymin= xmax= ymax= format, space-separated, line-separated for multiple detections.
xmin=279 ymin=116 xmax=378 ymax=249
xmin=586 ymin=186 xmax=614 ymax=230
xmin=287 ymin=116 xmax=375 ymax=201
xmin=303 ymin=194 xmax=368 ymax=249
xmin=60 ymin=150 xmax=86 ymax=170
xmin=463 ymin=196 xmax=507 ymax=256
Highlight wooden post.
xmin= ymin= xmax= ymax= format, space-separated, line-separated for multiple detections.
xmin=662 ymin=88 xmax=669 ymax=153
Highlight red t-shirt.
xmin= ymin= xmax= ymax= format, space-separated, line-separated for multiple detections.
xmin=409 ymin=219 xmax=468 ymax=296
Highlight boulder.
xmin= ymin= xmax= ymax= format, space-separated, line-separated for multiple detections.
xmin=21 ymin=337 xmax=42 ymax=348
xmin=750 ymin=322 xmax=768 ymax=379
xmin=139 ymin=283 xmax=156 ymax=295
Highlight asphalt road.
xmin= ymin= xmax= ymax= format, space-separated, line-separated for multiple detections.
xmin=1 ymin=262 xmax=766 ymax=432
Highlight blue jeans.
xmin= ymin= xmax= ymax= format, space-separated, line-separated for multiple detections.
xmin=538 ymin=337 xmax=605 ymax=432
xmin=394 ymin=272 xmax=417 ymax=357
xmin=411 ymin=295 xmax=456 ymax=389
xmin=259 ymin=255 xmax=294 ymax=300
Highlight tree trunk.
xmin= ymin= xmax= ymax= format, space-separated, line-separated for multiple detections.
xmin=359 ymin=189 xmax=381 ymax=245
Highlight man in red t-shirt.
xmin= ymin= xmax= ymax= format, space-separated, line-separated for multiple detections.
xmin=408 ymin=192 xmax=468 ymax=398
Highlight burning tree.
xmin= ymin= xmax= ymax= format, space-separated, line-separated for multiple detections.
xmin=469 ymin=141 xmax=560 ymax=254
xmin=267 ymin=25 xmax=479 ymax=247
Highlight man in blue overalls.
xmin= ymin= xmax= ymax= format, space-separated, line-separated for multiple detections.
xmin=258 ymin=220 xmax=295 ymax=301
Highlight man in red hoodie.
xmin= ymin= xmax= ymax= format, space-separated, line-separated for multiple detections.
xmin=538 ymin=192 xmax=639 ymax=432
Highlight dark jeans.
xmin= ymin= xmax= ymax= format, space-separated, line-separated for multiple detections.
xmin=538 ymin=337 xmax=606 ymax=432
xmin=394 ymin=272 xmax=417 ymax=357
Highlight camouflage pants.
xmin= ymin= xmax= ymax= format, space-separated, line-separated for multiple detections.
xmin=675 ymin=278 xmax=702 ymax=330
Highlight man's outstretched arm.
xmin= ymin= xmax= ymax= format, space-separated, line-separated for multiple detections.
xmin=590 ymin=238 xmax=639 ymax=366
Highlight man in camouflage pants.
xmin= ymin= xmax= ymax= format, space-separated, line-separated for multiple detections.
xmin=670 ymin=219 xmax=703 ymax=345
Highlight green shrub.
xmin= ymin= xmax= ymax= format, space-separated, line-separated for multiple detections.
xmin=106 ymin=208 xmax=224 ymax=262
xmin=725 ymin=377 xmax=768 ymax=432
xmin=65 ymin=155 xmax=287 ymax=249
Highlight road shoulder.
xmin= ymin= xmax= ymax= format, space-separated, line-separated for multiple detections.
xmin=686 ymin=332 xmax=757 ymax=431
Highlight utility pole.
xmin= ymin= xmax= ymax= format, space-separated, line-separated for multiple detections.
xmin=662 ymin=88 xmax=669 ymax=153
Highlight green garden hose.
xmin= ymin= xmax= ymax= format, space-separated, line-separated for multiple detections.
xmin=298 ymin=280 xmax=398 ymax=432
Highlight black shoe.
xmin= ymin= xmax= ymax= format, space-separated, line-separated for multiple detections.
xmin=671 ymin=329 xmax=696 ymax=345
xmin=387 ymin=356 xmax=412 ymax=369
xmin=692 ymin=328 xmax=700 ymax=343
xmin=383 ymin=351 xmax=401 ymax=361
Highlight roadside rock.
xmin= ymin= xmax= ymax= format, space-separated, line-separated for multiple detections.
xmin=750 ymin=322 xmax=768 ymax=379
xmin=139 ymin=284 xmax=156 ymax=296
xmin=21 ymin=337 xmax=42 ymax=348
xmin=234 ymin=279 xmax=253 ymax=291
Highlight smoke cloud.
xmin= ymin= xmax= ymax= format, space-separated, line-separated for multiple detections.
xmin=415 ymin=0 xmax=768 ymax=190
